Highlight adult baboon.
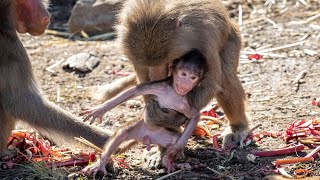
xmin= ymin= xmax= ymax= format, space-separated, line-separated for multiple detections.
xmin=94 ymin=0 xmax=249 ymax=167
xmin=0 ymin=0 xmax=110 ymax=153
xmin=95 ymin=0 xmax=249 ymax=168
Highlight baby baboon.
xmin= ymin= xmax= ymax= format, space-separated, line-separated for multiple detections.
xmin=95 ymin=0 xmax=249 ymax=168
xmin=0 ymin=0 xmax=110 ymax=153
xmin=81 ymin=49 xmax=207 ymax=175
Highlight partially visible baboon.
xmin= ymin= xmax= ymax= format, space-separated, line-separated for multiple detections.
xmin=0 ymin=0 xmax=110 ymax=153
xmin=96 ymin=0 xmax=249 ymax=166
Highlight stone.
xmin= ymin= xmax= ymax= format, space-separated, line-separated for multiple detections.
xmin=68 ymin=0 xmax=124 ymax=35
xmin=63 ymin=52 xmax=100 ymax=72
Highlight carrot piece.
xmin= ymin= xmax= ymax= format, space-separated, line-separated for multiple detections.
xmin=200 ymin=116 xmax=223 ymax=125
xmin=251 ymin=144 xmax=304 ymax=157
xmin=196 ymin=125 xmax=213 ymax=137
xmin=273 ymin=157 xmax=314 ymax=166
xmin=193 ymin=128 xmax=207 ymax=136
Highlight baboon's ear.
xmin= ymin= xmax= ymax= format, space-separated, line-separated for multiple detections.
xmin=176 ymin=19 xmax=182 ymax=28
xmin=176 ymin=16 xmax=187 ymax=28
xmin=176 ymin=16 xmax=188 ymax=28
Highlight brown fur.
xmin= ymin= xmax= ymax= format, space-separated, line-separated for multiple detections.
xmin=99 ymin=0 xmax=249 ymax=147
xmin=92 ymin=74 xmax=137 ymax=102
xmin=0 ymin=0 xmax=110 ymax=152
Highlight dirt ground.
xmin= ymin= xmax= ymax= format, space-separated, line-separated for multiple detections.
xmin=5 ymin=0 xmax=320 ymax=179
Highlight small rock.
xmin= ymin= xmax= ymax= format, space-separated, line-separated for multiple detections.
xmin=304 ymin=49 xmax=317 ymax=56
xmin=246 ymin=154 xmax=256 ymax=163
xmin=68 ymin=0 xmax=125 ymax=35
xmin=177 ymin=163 xmax=192 ymax=171
xmin=68 ymin=172 xmax=79 ymax=179
xmin=63 ymin=52 xmax=100 ymax=72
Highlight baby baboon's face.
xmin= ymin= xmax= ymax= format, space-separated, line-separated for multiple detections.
xmin=173 ymin=68 xmax=200 ymax=96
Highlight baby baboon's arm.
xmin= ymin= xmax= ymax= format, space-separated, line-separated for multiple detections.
xmin=166 ymin=109 xmax=200 ymax=157
xmin=81 ymin=82 xmax=163 ymax=124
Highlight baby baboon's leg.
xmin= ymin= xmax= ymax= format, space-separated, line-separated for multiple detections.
xmin=84 ymin=119 xmax=179 ymax=175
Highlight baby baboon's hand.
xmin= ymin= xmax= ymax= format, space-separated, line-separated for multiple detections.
xmin=80 ymin=106 xmax=106 ymax=124
xmin=82 ymin=159 xmax=107 ymax=176
xmin=166 ymin=143 xmax=184 ymax=158
xmin=162 ymin=154 xmax=176 ymax=173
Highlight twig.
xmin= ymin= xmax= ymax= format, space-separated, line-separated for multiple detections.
xmin=298 ymin=0 xmax=308 ymax=6
xmin=242 ymin=17 xmax=265 ymax=25
xmin=243 ymin=81 xmax=259 ymax=85
xmin=264 ymin=17 xmax=277 ymax=28
xmin=308 ymin=72 xmax=320 ymax=77
xmin=258 ymin=41 xmax=305 ymax=53
xmin=80 ymin=30 xmax=89 ymax=39
xmin=238 ymin=5 xmax=243 ymax=26
xmin=241 ymin=51 xmax=286 ymax=58
xmin=299 ymin=34 xmax=309 ymax=41
xmin=256 ymin=44 xmax=272 ymax=51
xmin=292 ymin=70 xmax=307 ymax=85
xmin=310 ymin=24 xmax=320 ymax=30
xmin=45 ymin=29 xmax=74 ymax=38
xmin=45 ymin=58 xmax=65 ymax=73
xmin=306 ymin=13 xmax=320 ymax=23
xmin=56 ymin=84 xmax=60 ymax=103
xmin=74 ymin=137 xmax=103 ymax=153
xmin=277 ymin=167 xmax=293 ymax=178
xmin=88 ymin=32 xmax=116 ymax=41
xmin=206 ymin=167 xmax=223 ymax=175
xmin=238 ymin=73 xmax=259 ymax=78
xmin=206 ymin=167 xmax=236 ymax=180
xmin=156 ymin=170 xmax=183 ymax=180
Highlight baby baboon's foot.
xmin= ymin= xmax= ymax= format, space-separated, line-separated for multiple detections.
xmin=142 ymin=147 xmax=162 ymax=170
xmin=221 ymin=126 xmax=249 ymax=148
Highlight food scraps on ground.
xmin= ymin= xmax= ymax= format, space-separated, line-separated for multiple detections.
xmin=1 ymin=130 xmax=130 ymax=171
xmin=193 ymin=104 xmax=225 ymax=137
xmin=2 ymin=130 xmax=97 ymax=169
xmin=251 ymin=144 xmax=305 ymax=157
xmin=312 ymin=98 xmax=320 ymax=107
xmin=248 ymin=53 xmax=262 ymax=61
xmin=247 ymin=118 xmax=320 ymax=178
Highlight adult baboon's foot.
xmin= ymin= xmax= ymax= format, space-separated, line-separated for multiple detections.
xmin=221 ymin=125 xmax=249 ymax=148
xmin=142 ymin=146 xmax=162 ymax=170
